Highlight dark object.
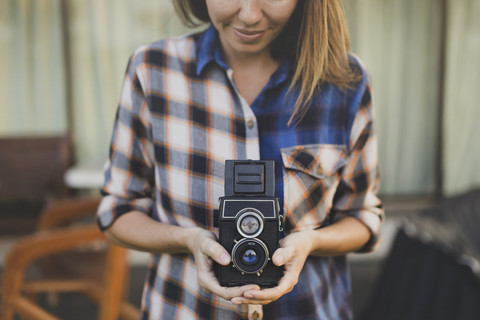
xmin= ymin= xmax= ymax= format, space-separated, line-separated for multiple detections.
xmin=421 ymin=189 xmax=480 ymax=257
xmin=0 ymin=135 xmax=72 ymax=201
xmin=216 ymin=160 xmax=281 ymax=287
xmin=0 ymin=135 xmax=72 ymax=235
xmin=361 ymin=190 xmax=480 ymax=320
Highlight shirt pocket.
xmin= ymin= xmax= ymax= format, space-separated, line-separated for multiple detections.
xmin=280 ymin=144 xmax=348 ymax=232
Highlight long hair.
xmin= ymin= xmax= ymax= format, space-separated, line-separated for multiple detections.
xmin=172 ymin=0 xmax=358 ymax=125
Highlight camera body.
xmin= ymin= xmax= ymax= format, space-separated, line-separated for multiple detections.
xmin=217 ymin=160 xmax=281 ymax=287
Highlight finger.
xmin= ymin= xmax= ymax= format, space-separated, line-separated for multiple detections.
xmin=222 ymin=284 xmax=261 ymax=300
xmin=201 ymin=237 xmax=231 ymax=265
xmin=196 ymin=264 xmax=261 ymax=300
xmin=240 ymin=273 xmax=297 ymax=302
xmin=231 ymin=297 xmax=273 ymax=305
xmin=207 ymin=282 xmax=261 ymax=301
xmin=272 ymin=245 xmax=294 ymax=266
xmin=239 ymin=288 xmax=282 ymax=303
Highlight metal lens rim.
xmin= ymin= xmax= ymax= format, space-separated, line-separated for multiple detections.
xmin=231 ymin=238 xmax=269 ymax=274
xmin=236 ymin=208 xmax=264 ymax=238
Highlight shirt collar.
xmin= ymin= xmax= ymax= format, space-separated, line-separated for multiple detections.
xmin=195 ymin=24 xmax=293 ymax=88
xmin=196 ymin=25 xmax=229 ymax=75
xmin=269 ymin=56 xmax=291 ymax=88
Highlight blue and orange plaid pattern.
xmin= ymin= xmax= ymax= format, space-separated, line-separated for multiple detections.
xmin=97 ymin=25 xmax=383 ymax=319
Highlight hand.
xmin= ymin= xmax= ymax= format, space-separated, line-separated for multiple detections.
xmin=188 ymin=228 xmax=261 ymax=301
xmin=230 ymin=231 xmax=313 ymax=305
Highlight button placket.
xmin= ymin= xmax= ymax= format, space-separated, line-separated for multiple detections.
xmin=315 ymin=164 xmax=326 ymax=178
xmin=225 ymin=68 xmax=260 ymax=159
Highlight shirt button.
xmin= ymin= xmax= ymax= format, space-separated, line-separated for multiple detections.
xmin=316 ymin=165 xmax=324 ymax=176
xmin=247 ymin=120 xmax=255 ymax=129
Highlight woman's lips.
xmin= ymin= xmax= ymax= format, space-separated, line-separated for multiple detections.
xmin=232 ymin=27 xmax=265 ymax=42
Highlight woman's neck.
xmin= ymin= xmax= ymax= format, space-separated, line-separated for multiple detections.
xmin=223 ymin=44 xmax=278 ymax=72
xmin=223 ymin=49 xmax=280 ymax=105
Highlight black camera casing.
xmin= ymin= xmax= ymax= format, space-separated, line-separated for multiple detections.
xmin=217 ymin=160 xmax=281 ymax=287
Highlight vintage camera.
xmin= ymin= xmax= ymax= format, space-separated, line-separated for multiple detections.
xmin=216 ymin=160 xmax=281 ymax=287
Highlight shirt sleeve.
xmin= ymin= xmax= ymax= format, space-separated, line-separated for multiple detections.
xmin=96 ymin=52 xmax=155 ymax=231
xmin=331 ymin=73 xmax=384 ymax=252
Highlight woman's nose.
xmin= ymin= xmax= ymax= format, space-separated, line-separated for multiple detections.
xmin=238 ymin=0 xmax=263 ymax=26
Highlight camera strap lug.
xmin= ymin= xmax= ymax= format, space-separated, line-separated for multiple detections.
xmin=279 ymin=215 xmax=284 ymax=232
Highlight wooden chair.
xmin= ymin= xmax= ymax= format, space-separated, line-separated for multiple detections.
xmin=0 ymin=197 xmax=139 ymax=320
xmin=0 ymin=136 xmax=139 ymax=319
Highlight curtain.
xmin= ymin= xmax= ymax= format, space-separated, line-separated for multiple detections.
xmin=443 ymin=0 xmax=480 ymax=196
xmin=66 ymin=0 xmax=194 ymax=166
xmin=1 ymin=0 xmax=479 ymax=196
xmin=0 ymin=0 xmax=66 ymax=135
xmin=344 ymin=0 xmax=443 ymax=195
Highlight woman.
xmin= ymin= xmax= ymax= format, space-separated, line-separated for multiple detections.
xmin=97 ymin=0 xmax=384 ymax=319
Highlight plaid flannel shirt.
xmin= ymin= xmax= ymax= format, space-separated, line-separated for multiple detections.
xmin=97 ymin=25 xmax=383 ymax=320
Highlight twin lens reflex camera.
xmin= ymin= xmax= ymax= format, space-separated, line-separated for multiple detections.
xmin=216 ymin=160 xmax=282 ymax=287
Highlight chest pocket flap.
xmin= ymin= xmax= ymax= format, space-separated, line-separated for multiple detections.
xmin=280 ymin=144 xmax=348 ymax=232
xmin=281 ymin=144 xmax=348 ymax=179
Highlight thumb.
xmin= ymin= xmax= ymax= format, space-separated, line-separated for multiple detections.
xmin=203 ymin=239 xmax=231 ymax=265
xmin=272 ymin=246 xmax=294 ymax=266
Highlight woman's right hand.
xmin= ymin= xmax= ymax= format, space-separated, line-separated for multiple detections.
xmin=104 ymin=212 xmax=259 ymax=301
xmin=188 ymin=228 xmax=260 ymax=301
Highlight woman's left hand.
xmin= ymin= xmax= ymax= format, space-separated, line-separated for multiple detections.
xmin=230 ymin=230 xmax=314 ymax=305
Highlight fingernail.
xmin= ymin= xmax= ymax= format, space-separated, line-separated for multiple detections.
xmin=220 ymin=253 xmax=230 ymax=264
xmin=275 ymin=255 xmax=284 ymax=265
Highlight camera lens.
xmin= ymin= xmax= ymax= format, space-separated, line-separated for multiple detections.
xmin=241 ymin=216 xmax=260 ymax=235
xmin=232 ymin=238 xmax=269 ymax=274
xmin=236 ymin=209 xmax=264 ymax=238
xmin=242 ymin=249 xmax=258 ymax=265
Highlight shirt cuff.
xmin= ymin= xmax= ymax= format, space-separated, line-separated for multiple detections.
xmin=96 ymin=195 xmax=153 ymax=231
xmin=332 ymin=206 xmax=384 ymax=252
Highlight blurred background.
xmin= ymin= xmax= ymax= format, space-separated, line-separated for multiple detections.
xmin=1 ymin=0 xmax=479 ymax=319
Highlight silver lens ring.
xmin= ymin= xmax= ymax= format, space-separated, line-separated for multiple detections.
xmin=236 ymin=208 xmax=264 ymax=238
xmin=231 ymin=238 xmax=269 ymax=274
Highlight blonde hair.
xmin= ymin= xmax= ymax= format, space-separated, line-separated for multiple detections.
xmin=173 ymin=0 xmax=359 ymax=125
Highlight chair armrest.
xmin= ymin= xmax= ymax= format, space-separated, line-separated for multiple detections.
xmin=1 ymin=225 xmax=106 ymax=318
xmin=36 ymin=197 xmax=101 ymax=230
xmin=3 ymin=225 xmax=105 ymax=273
